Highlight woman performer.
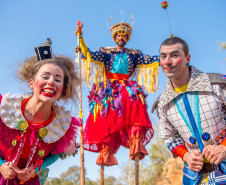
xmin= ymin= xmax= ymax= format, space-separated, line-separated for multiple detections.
xmin=0 ymin=40 xmax=80 ymax=184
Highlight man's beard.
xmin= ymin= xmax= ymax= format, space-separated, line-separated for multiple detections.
xmin=117 ymin=40 xmax=126 ymax=47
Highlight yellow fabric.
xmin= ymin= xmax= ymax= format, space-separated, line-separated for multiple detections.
xmin=78 ymin=37 xmax=159 ymax=94
xmin=174 ymin=83 xmax=188 ymax=93
xmin=199 ymin=173 xmax=209 ymax=184
xmin=79 ymin=37 xmax=105 ymax=87
xmin=137 ymin=62 xmax=159 ymax=93
xmin=203 ymin=157 xmax=210 ymax=163
xmin=79 ymin=37 xmax=88 ymax=58
xmin=79 ymin=109 xmax=83 ymax=119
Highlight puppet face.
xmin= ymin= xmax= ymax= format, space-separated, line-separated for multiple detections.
xmin=160 ymin=43 xmax=190 ymax=82
xmin=30 ymin=63 xmax=64 ymax=104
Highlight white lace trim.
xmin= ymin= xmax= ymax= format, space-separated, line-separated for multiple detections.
xmin=0 ymin=92 xmax=71 ymax=143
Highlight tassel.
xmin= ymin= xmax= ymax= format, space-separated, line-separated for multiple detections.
xmin=137 ymin=61 xmax=159 ymax=94
xmin=6 ymin=148 xmax=12 ymax=161
xmin=104 ymin=68 xmax=106 ymax=88
xmin=33 ymin=158 xmax=40 ymax=169
xmin=38 ymin=159 xmax=43 ymax=171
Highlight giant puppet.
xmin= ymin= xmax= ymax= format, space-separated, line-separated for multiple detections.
xmin=75 ymin=16 xmax=159 ymax=167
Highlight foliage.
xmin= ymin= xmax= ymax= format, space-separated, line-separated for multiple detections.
xmin=44 ymin=138 xmax=171 ymax=185
xmin=144 ymin=138 xmax=171 ymax=184
xmin=60 ymin=166 xmax=81 ymax=183
xmin=218 ymin=42 xmax=226 ymax=50
xmin=85 ymin=179 xmax=98 ymax=185
xmin=44 ymin=166 xmax=120 ymax=185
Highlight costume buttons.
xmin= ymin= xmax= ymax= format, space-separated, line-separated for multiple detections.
xmin=189 ymin=136 xmax=196 ymax=144
xmin=202 ymin=132 xmax=210 ymax=141
xmin=222 ymin=129 xmax=226 ymax=136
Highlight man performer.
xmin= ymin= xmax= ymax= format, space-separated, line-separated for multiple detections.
xmin=152 ymin=36 xmax=226 ymax=184
xmin=75 ymin=21 xmax=159 ymax=166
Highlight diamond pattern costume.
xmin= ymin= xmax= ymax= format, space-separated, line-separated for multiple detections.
xmin=152 ymin=66 xmax=226 ymax=184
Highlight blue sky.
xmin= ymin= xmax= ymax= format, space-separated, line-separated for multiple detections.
xmin=0 ymin=0 xmax=225 ymax=181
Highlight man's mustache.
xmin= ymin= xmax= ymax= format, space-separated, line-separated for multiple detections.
xmin=116 ymin=39 xmax=126 ymax=44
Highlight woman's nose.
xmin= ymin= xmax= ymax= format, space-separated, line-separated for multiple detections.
xmin=47 ymin=77 xmax=54 ymax=86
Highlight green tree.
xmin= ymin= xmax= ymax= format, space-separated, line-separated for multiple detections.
xmin=61 ymin=181 xmax=74 ymax=185
xmin=104 ymin=176 xmax=118 ymax=185
xmin=60 ymin=166 xmax=81 ymax=184
xmin=142 ymin=138 xmax=171 ymax=184
xmin=118 ymin=160 xmax=134 ymax=185
xmin=218 ymin=41 xmax=226 ymax=73
xmin=218 ymin=42 xmax=226 ymax=49
xmin=85 ymin=179 xmax=98 ymax=185
xmin=116 ymin=136 xmax=171 ymax=185
xmin=44 ymin=177 xmax=62 ymax=185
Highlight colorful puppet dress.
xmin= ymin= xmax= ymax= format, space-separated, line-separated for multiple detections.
xmin=0 ymin=93 xmax=79 ymax=184
xmin=78 ymin=36 xmax=159 ymax=166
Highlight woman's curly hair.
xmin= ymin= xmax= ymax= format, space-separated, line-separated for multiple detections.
xmin=18 ymin=55 xmax=80 ymax=101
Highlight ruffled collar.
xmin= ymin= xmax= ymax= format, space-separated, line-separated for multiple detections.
xmin=158 ymin=66 xmax=212 ymax=109
xmin=0 ymin=92 xmax=71 ymax=143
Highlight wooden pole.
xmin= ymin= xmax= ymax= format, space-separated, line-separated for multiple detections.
xmin=128 ymin=157 xmax=131 ymax=185
xmin=79 ymin=125 xmax=85 ymax=185
xmin=134 ymin=153 xmax=139 ymax=185
xmin=100 ymin=164 xmax=104 ymax=185
xmin=76 ymin=20 xmax=85 ymax=185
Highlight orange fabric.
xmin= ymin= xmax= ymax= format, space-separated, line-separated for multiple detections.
xmin=220 ymin=139 xmax=226 ymax=146
xmin=106 ymin=71 xmax=130 ymax=80
xmin=173 ymin=146 xmax=189 ymax=160
xmin=129 ymin=125 xmax=148 ymax=160
xmin=129 ymin=139 xmax=148 ymax=160
xmin=96 ymin=144 xmax=118 ymax=166
xmin=20 ymin=97 xmax=54 ymax=160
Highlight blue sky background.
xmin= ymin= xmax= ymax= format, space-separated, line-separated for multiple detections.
xmin=0 ymin=0 xmax=225 ymax=181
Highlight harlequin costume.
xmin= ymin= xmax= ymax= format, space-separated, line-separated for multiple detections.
xmin=79 ymin=22 xmax=160 ymax=166
xmin=152 ymin=66 xmax=226 ymax=184
xmin=0 ymin=93 xmax=79 ymax=185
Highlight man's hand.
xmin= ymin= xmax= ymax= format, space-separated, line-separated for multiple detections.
xmin=203 ymin=145 xmax=226 ymax=165
xmin=16 ymin=165 xmax=36 ymax=182
xmin=0 ymin=163 xmax=17 ymax=180
xmin=74 ymin=25 xmax=82 ymax=36
xmin=183 ymin=149 xmax=204 ymax=172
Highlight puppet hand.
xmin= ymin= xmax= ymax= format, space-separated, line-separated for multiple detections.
xmin=183 ymin=149 xmax=204 ymax=172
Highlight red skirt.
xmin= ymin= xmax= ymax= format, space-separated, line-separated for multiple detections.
xmin=84 ymin=79 xmax=154 ymax=166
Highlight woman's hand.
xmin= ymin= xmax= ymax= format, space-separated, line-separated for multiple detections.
xmin=16 ymin=165 xmax=36 ymax=182
xmin=0 ymin=163 xmax=18 ymax=180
